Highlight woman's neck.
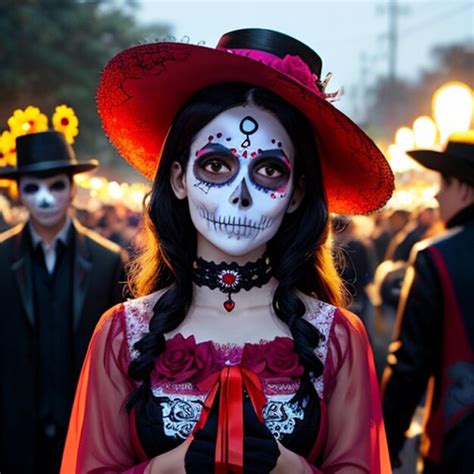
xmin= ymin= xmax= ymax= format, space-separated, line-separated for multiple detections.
xmin=192 ymin=235 xmax=276 ymax=313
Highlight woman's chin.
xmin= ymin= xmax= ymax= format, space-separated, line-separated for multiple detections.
xmin=197 ymin=231 xmax=269 ymax=261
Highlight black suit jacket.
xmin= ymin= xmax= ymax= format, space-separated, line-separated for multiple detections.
xmin=0 ymin=219 xmax=128 ymax=473
xmin=382 ymin=207 xmax=474 ymax=472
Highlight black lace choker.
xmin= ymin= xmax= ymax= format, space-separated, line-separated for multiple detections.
xmin=192 ymin=253 xmax=273 ymax=312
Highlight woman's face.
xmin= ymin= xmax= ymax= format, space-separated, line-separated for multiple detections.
xmin=184 ymin=103 xmax=297 ymax=257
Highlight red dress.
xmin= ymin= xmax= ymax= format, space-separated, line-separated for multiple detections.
xmin=61 ymin=292 xmax=390 ymax=473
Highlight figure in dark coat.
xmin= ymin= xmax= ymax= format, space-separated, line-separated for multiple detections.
xmin=0 ymin=131 xmax=127 ymax=474
xmin=382 ymin=133 xmax=474 ymax=473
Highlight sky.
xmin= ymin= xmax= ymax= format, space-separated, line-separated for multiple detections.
xmin=132 ymin=0 xmax=473 ymax=119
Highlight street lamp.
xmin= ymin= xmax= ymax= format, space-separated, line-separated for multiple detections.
xmin=432 ymin=81 xmax=473 ymax=144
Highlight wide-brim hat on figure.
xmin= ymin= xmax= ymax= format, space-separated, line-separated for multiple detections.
xmin=0 ymin=131 xmax=98 ymax=179
xmin=407 ymin=132 xmax=474 ymax=187
xmin=97 ymin=28 xmax=394 ymax=215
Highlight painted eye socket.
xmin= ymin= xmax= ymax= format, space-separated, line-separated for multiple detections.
xmin=194 ymin=153 xmax=238 ymax=186
xmin=22 ymin=183 xmax=39 ymax=194
xmin=202 ymin=159 xmax=231 ymax=174
xmin=255 ymin=165 xmax=283 ymax=179
xmin=50 ymin=180 xmax=67 ymax=191
xmin=250 ymin=157 xmax=291 ymax=191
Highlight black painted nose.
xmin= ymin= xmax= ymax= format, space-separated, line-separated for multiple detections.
xmin=229 ymin=179 xmax=252 ymax=209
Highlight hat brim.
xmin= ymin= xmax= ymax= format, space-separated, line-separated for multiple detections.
xmin=0 ymin=159 xmax=99 ymax=179
xmin=97 ymin=43 xmax=394 ymax=214
xmin=407 ymin=149 xmax=474 ymax=187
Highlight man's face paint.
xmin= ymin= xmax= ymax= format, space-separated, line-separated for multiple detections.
xmin=186 ymin=104 xmax=295 ymax=256
xmin=19 ymin=173 xmax=72 ymax=228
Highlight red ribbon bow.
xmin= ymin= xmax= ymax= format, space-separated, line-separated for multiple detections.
xmin=194 ymin=365 xmax=267 ymax=474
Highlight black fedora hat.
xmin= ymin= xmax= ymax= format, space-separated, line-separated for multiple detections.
xmin=0 ymin=131 xmax=98 ymax=179
xmin=407 ymin=132 xmax=474 ymax=187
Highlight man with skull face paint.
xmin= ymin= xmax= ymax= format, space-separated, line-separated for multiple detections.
xmin=0 ymin=131 xmax=128 ymax=474
xmin=62 ymin=29 xmax=394 ymax=473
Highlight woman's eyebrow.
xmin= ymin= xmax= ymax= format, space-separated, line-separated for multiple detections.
xmin=255 ymin=149 xmax=291 ymax=170
xmin=194 ymin=143 xmax=233 ymax=159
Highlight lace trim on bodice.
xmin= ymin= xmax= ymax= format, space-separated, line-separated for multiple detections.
xmin=123 ymin=293 xmax=160 ymax=360
xmin=122 ymin=292 xmax=336 ymax=398
xmin=303 ymin=297 xmax=336 ymax=397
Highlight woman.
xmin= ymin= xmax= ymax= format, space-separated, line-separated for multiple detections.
xmin=61 ymin=29 xmax=393 ymax=473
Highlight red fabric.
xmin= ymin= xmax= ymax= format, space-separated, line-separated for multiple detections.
xmin=97 ymin=43 xmax=394 ymax=215
xmin=194 ymin=366 xmax=266 ymax=474
xmin=61 ymin=300 xmax=391 ymax=473
xmin=318 ymin=309 xmax=391 ymax=473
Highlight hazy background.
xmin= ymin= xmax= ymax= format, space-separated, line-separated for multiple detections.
xmin=1 ymin=0 xmax=472 ymax=179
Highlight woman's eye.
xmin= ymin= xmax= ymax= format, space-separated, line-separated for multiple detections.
xmin=203 ymin=160 xmax=230 ymax=174
xmin=256 ymin=165 xmax=282 ymax=178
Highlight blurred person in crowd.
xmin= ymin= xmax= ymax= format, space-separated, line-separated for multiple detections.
xmin=333 ymin=216 xmax=377 ymax=337
xmin=96 ymin=203 xmax=129 ymax=247
xmin=371 ymin=209 xmax=410 ymax=264
xmin=0 ymin=131 xmax=128 ymax=474
xmin=382 ymin=132 xmax=474 ymax=473
xmin=386 ymin=206 xmax=440 ymax=262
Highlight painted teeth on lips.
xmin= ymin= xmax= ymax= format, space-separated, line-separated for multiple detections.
xmin=198 ymin=209 xmax=272 ymax=231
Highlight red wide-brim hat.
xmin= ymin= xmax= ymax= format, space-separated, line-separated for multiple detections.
xmin=97 ymin=29 xmax=394 ymax=215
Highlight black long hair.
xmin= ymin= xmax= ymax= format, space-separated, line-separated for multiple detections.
xmin=127 ymin=82 xmax=344 ymax=406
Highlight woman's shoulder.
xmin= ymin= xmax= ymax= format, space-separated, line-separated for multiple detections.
xmin=121 ymin=290 xmax=167 ymax=360
xmin=298 ymin=291 xmax=366 ymax=338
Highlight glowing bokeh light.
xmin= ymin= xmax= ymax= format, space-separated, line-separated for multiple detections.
xmin=432 ymin=82 xmax=473 ymax=144
xmin=413 ymin=116 xmax=437 ymax=148
xmin=395 ymin=127 xmax=415 ymax=151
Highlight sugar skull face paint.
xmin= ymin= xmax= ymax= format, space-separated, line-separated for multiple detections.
xmin=186 ymin=104 xmax=295 ymax=256
xmin=19 ymin=173 xmax=72 ymax=228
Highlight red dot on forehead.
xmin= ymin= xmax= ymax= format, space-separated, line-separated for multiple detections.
xmin=251 ymin=151 xmax=257 ymax=158
xmin=230 ymin=148 xmax=237 ymax=154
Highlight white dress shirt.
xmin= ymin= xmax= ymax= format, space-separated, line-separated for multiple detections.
xmin=29 ymin=218 xmax=72 ymax=274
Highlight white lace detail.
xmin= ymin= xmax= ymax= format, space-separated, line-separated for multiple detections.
xmin=263 ymin=396 xmax=305 ymax=440
xmin=160 ymin=395 xmax=205 ymax=439
xmin=123 ymin=293 xmax=160 ymax=360
xmin=302 ymin=297 xmax=336 ymax=398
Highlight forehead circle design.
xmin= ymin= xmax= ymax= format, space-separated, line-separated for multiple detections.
xmin=240 ymin=115 xmax=259 ymax=149
xmin=240 ymin=116 xmax=259 ymax=135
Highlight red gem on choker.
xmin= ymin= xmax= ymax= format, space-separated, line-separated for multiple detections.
xmin=224 ymin=299 xmax=236 ymax=312
xmin=222 ymin=273 xmax=237 ymax=285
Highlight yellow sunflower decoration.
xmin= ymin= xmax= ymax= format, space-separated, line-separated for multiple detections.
xmin=0 ymin=130 xmax=17 ymax=167
xmin=7 ymin=106 xmax=48 ymax=136
xmin=52 ymin=105 xmax=79 ymax=144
